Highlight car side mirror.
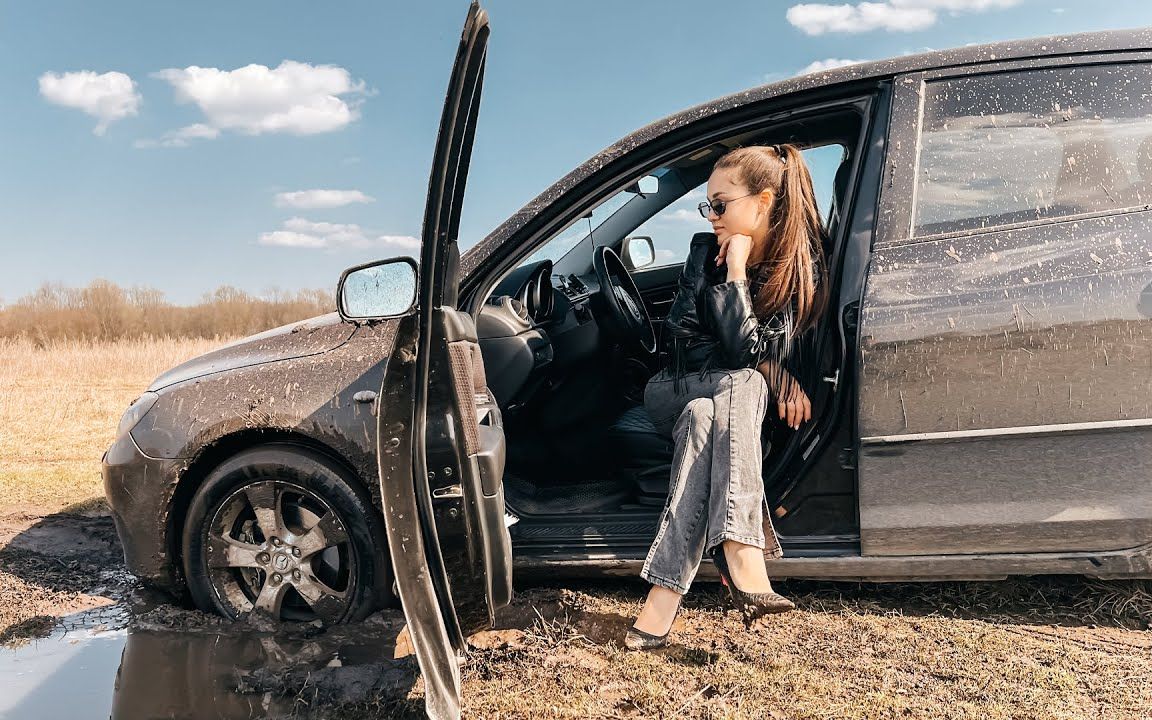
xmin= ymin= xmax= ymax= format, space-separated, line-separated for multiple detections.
xmin=337 ymin=257 xmax=418 ymax=320
xmin=622 ymin=236 xmax=655 ymax=270
xmin=624 ymin=174 xmax=659 ymax=198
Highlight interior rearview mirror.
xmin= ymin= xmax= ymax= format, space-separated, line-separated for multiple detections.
xmin=622 ymin=236 xmax=655 ymax=270
xmin=337 ymin=257 xmax=418 ymax=320
xmin=624 ymin=174 xmax=659 ymax=197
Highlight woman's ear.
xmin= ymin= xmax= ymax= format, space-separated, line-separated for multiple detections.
xmin=757 ymin=188 xmax=774 ymax=216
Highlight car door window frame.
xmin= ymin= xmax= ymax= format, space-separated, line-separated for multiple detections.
xmin=877 ymin=51 xmax=1152 ymax=251
xmin=462 ymin=91 xmax=884 ymax=317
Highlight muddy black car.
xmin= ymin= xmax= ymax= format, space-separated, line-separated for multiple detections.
xmin=103 ymin=4 xmax=1152 ymax=715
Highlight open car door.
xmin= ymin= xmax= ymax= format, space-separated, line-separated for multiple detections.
xmin=375 ymin=4 xmax=511 ymax=718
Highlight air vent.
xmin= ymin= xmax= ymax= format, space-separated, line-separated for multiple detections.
xmin=508 ymin=297 xmax=530 ymax=321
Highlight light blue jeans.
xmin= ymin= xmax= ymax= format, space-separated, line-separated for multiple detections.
xmin=639 ymin=366 xmax=784 ymax=595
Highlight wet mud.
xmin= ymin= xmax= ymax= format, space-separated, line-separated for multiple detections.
xmin=3 ymin=509 xmax=1150 ymax=719
xmin=0 ymin=508 xmax=426 ymax=719
xmin=0 ymin=507 xmax=574 ymax=719
xmin=2 ymin=595 xmax=424 ymax=719
xmin=0 ymin=508 xmax=127 ymax=646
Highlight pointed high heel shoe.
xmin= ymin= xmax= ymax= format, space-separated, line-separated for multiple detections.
xmin=624 ymin=624 xmax=671 ymax=651
xmin=624 ymin=601 xmax=681 ymax=651
xmin=709 ymin=545 xmax=795 ymax=627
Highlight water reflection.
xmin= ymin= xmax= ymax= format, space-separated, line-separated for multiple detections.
xmin=0 ymin=598 xmax=420 ymax=720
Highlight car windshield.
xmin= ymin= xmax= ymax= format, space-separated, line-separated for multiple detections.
xmin=518 ymin=181 xmax=653 ymax=267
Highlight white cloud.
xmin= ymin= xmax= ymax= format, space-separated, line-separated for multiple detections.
xmin=134 ymin=123 xmax=221 ymax=149
xmin=787 ymin=2 xmax=934 ymax=34
xmin=786 ymin=0 xmax=1019 ymax=35
xmin=798 ymin=58 xmax=867 ymax=74
xmin=908 ymin=0 xmax=1018 ymax=9
xmin=258 ymin=217 xmax=417 ymax=251
xmin=151 ymin=60 xmax=367 ymax=142
xmin=258 ymin=230 xmax=328 ymax=248
xmin=274 ymin=189 xmax=375 ymax=209
xmin=38 ymin=70 xmax=141 ymax=135
xmin=660 ymin=208 xmax=706 ymax=224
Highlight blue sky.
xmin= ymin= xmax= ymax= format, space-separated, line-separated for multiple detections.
xmin=4 ymin=0 xmax=1152 ymax=305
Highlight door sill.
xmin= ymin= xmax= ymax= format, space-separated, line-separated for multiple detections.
xmin=513 ymin=540 xmax=1152 ymax=582
xmin=512 ymin=533 xmax=860 ymax=559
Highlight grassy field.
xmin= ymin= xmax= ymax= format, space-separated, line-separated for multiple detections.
xmin=0 ymin=336 xmax=232 ymax=511
xmin=1 ymin=338 xmax=1150 ymax=718
xmin=456 ymin=582 xmax=1152 ymax=720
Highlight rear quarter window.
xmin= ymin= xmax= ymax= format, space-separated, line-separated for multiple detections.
xmin=913 ymin=62 xmax=1152 ymax=237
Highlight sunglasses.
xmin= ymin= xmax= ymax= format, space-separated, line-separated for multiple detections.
xmin=697 ymin=192 xmax=757 ymax=219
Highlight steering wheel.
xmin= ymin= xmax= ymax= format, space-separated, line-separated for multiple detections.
xmin=592 ymin=246 xmax=657 ymax=354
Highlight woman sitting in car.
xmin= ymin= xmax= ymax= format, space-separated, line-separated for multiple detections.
xmin=626 ymin=143 xmax=830 ymax=650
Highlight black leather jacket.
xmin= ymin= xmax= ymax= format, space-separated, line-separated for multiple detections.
xmin=662 ymin=232 xmax=798 ymax=397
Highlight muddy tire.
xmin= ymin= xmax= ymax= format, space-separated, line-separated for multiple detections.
xmin=181 ymin=445 xmax=388 ymax=624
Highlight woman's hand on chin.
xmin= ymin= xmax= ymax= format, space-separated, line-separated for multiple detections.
xmin=717 ymin=233 xmax=752 ymax=280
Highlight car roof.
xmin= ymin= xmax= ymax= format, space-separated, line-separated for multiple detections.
xmin=464 ymin=27 xmax=1152 ymax=276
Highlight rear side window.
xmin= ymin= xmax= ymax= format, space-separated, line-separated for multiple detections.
xmin=913 ymin=63 xmax=1152 ymax=237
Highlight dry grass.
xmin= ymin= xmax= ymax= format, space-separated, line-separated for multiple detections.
xmin=452 ymin=583 xmax=1152 ymax=720
xmin=0 ymin=336 xmax=235 ymax=510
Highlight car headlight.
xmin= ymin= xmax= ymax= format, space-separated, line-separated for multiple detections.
xmin=118 ymin=392 xmax=159 ymax=437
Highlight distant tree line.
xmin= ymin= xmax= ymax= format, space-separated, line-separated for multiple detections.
xmin=0 ymin=280 xmax=333 ymax=342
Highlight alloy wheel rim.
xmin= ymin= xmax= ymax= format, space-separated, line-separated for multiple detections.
xmin=205 ymin=479 xmax=355 ymax=623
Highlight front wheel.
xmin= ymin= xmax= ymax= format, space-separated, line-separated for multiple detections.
xmin=181 ymin=445 xmax=388 ymax=624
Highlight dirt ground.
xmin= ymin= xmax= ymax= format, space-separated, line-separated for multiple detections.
xmin=2 ymin=338 xmax=1151 ymax=719
xmin=2 ymin=503 xmax=1150 ymax=719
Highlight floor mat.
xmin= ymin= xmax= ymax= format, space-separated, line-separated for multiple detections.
xmin=502 ymin=474 xmax=631 ymax=515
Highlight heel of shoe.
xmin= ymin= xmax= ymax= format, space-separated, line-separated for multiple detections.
xmin=709 ymin=546 xmax=738 ymax=608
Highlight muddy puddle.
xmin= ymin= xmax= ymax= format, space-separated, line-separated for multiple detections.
xmin=0 ymin=509 xmax=429 ymax=718
xmin=0 ymin=590 xmax=422 ymax=720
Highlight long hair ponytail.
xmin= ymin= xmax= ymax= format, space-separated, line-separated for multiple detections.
xmin=712 ymin=144 xmax=829 ymax=334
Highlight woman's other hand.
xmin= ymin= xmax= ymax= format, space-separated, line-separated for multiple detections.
xmin=779 ymin=384 xmax=812 ymax=430
xmin=758 ymin=359 xmax=812 ymax=430
xmin=779 ymin=372 xmax=812 ymax=430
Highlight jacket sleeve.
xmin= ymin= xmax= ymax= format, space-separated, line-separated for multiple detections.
xmin=702 ymin=280 xmax=801 ymax=404
xmin=661 ymin=235 xmax=712 ymax=341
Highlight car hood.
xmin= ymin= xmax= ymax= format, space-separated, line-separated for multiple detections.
xmin=147 ymin=312 xmax=356 ymax=391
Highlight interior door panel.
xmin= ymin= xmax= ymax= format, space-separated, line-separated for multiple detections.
xmin=434 ymin=307 xmax=513 ymax=629
xmin=630 ymin=263 xmax=683 ymax=350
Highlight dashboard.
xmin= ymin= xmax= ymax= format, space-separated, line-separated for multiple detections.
xmin=477 ymin=259 xmax=602 ymax=408
xmin=515 ymin=261 xmax=555 ymax=324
